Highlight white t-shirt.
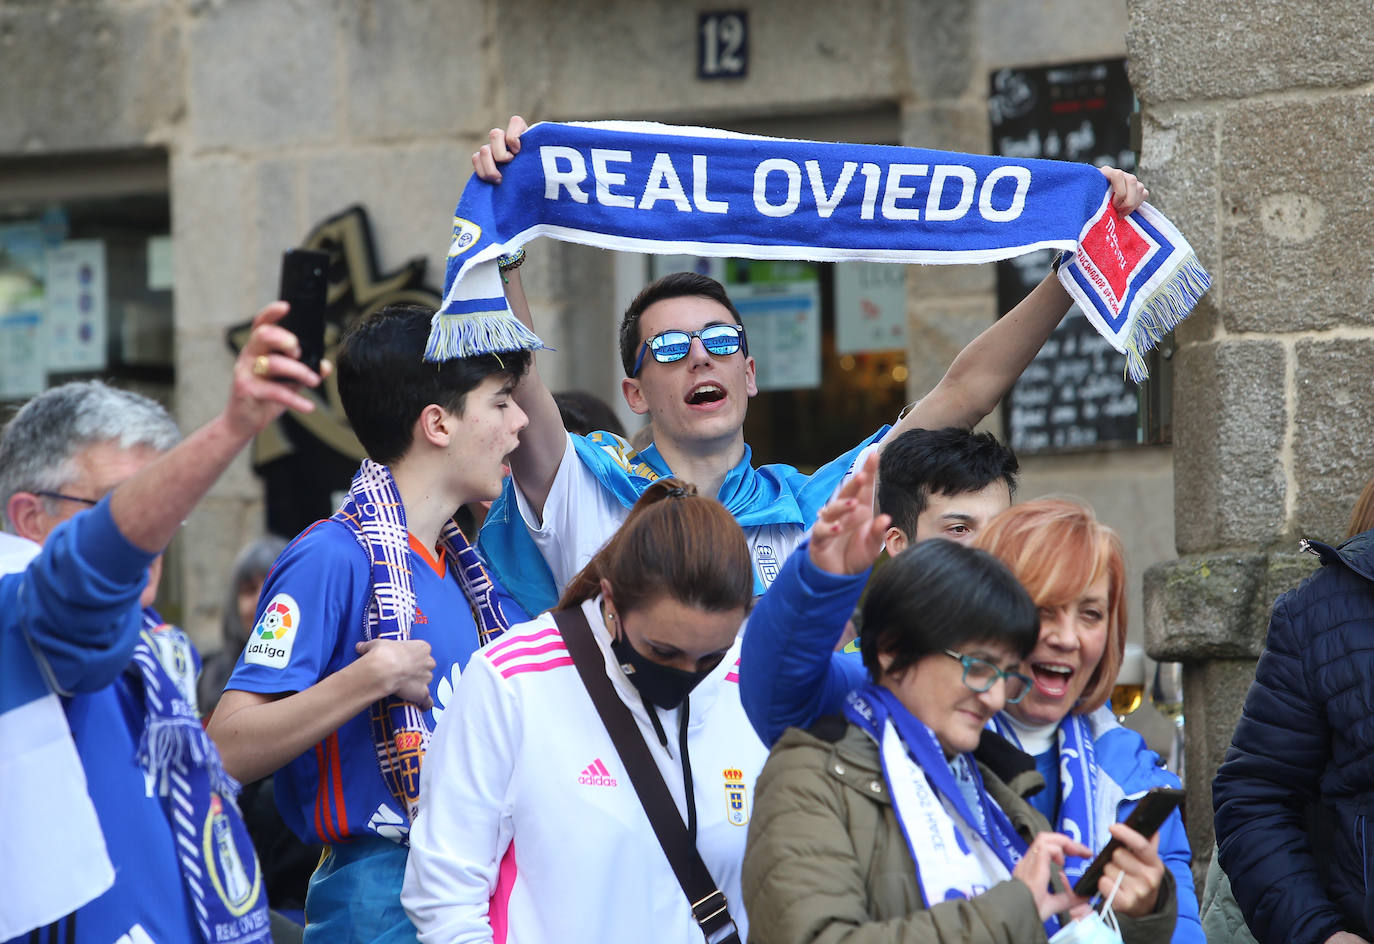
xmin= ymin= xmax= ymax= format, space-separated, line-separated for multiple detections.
xmin=514 ymin=434 xmax=870 ymax=597
xmin=402 ymin=598 xmax=767 ymax=944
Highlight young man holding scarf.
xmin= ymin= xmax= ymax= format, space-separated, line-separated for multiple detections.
xmin=208 ymin=304 xmax=531 ymax=943
xmin=469 ymin=116 xmax=1147 ymax=616
xmin=0 ymin=303 xmax=324 ymax=944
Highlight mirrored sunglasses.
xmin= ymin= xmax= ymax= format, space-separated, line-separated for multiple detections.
xmin=631 ymin=323 xmax=747 ymax=376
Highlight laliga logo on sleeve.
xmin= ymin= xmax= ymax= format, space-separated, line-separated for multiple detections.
xmin=723 ymin=768 xmax=750 ymax=826
xmin=245 ymin=593 xmax=299 ymax=669
xmin=447 ymin=217 xmax=482 ymax=257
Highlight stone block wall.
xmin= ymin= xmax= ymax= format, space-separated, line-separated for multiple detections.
xmin=1129 ymin=0 xmax=1374 ymax=865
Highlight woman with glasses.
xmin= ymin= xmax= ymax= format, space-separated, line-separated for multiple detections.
xmin=741 ymin=473 xmax=1175 ymax=944
xmin=971 ymin=499 xmax=1197 ymax=941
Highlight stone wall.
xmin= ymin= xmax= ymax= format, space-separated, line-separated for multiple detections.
xmin=1129 ymin=0 xmax=1374 ymax=865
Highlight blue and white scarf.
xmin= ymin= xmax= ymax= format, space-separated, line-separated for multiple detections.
xmin=844 ymin=684 xmax=1027 ymax=905
xmin=431 ymin=120 xmax=1209 ymax=381
xmin=477 ymin=427 xmax=884 ymax=614
xmin=135 ymin=612 xmax=271 ymax=944
xmin=991 ymin=711 xmax=1101 ymax=889
xmin=332 ymin=459 xmax=512 ymax=834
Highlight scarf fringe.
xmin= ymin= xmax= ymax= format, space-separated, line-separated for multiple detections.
xmin=1123 ymin=254 xmax=1212 ymax=382
xmin=424 ymin=309 xmax=547 ymax=362
xmin=140 ymin=713 xmax=242 ymax=801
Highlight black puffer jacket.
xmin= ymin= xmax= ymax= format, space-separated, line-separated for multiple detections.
xmin=1213 ymin=528 xmax=1374 ymax=944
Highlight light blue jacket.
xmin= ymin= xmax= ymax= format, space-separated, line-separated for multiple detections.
xmin=739 ymin=542 xmax=1203 ymax=944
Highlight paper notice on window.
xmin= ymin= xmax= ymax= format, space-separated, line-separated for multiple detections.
xmin=733 ymin=281 xmax=821 ymax=391
xmin=44 ymin=240 xmax=108 ymax=372
xmin=0 ymin=310 xmax=44 ymax=398
xmin=834 ymin=262 xmax=907 ymax=354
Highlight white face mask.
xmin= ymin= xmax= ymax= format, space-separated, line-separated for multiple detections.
xmin=1048 ymin=910 xmax=1123 ymax=944
xmin=1048 ymin=871 xmax=1126 ymax=944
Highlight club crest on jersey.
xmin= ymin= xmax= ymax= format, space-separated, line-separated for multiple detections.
xmin=723 ymin=768 xmax=749 ymax=826
xmin=395 ymin=730 xmax=425 ymax=803
xmin=755 ymin=545 xmax=779 ymax=588
xmin=203 ymin=792 xmax=263 ymax=918
xmin=245 ymin=593 xmax=299 ymax=669
xmin=448 ymin=216 xmax=482 ymax=257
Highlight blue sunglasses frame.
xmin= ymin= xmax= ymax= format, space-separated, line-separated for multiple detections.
xmin=631 ymin=323 xmax=748 ymax=377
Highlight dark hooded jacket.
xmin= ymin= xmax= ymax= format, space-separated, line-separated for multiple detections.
xmin=1213 ymin=529 xmax=1374 ymax=944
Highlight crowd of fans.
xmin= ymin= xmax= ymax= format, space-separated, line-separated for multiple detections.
xmin=2 ymin=116 xmax=1370 ymax=944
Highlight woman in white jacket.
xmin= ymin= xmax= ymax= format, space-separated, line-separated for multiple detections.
xmin=402 ymin=478 xmax=765 ymax=944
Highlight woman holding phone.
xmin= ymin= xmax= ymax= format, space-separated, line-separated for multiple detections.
xmin=742 ymin=533 xmax=1176 ymax=943
xmin=968 ymin=499 xmax=1198 ymax=941
xmin=740 ymin=466 xmax=1180 ymax=943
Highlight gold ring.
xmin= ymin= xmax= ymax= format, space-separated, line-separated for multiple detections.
xmin=252 ymin=354 xmax=271 ymax=377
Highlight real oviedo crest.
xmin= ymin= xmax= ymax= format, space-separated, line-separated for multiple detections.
xmin=723 ymin=768 xmax=749 ymax=826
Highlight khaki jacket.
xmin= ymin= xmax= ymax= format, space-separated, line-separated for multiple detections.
xmin=742 ymin=719 xmax=1177 ymax=944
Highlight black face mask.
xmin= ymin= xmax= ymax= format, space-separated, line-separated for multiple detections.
xmin=610 ymin=635 xmax=721 ymax=710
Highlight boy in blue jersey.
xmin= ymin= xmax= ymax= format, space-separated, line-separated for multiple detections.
xmin=0 ymin=302 xmax=326 ymax=944
xmin=209 ymin=303 xmax=532 ymax=944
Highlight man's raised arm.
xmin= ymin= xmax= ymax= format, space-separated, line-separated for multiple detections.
xmin=111 ymin=302 xmax=325 ymax=552
xmin=886 ymin=166 xmax=1147 ymax=438
xmin=471 ymin=116 xmax=568 ymax=521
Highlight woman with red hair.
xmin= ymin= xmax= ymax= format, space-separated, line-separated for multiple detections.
xmin=973 ymin=499 xmax=1200 ymax=943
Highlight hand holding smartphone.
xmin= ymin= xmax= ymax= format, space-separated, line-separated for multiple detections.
xmin=1071 ymin=787 xmax=1183 ymax=897
xmin=277 ymin=248 xmax=329 ymax=374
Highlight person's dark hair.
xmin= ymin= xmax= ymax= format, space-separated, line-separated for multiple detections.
xmin=559 ymin=478 xmax=753 ymax=619
xmin=336 ymin=303 xmax=531 ymax=465
xmin=554 ymin=390 xmax=626 ymax=438
xmin=877 ymin=427 xmax=1019 ymax=539
xmin=859 ymin=539 xmax=1038 ymax=682
xmin=618 ymin=272 xmax=744 ymax=377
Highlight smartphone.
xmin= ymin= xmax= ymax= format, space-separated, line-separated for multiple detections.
xmin=1071 ymin=787 xmax=1184 ymax=897
xmin=277 ymin=248 xmax=330 ymax=373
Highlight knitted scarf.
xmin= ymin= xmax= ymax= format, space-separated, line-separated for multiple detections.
xmin=136 ymin=612 xmax=270 ymax=944
xmin=430 ymin=120 xmax=1209 ymax=381
xmin=332 ymin=459 xmax=512 ymax=835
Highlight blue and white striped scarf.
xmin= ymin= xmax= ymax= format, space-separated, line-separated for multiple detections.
xmin=430 ymin=120 xmax=1209 ymax=381
xmin=991 ymin=711 xmax=1101 ymax=888
xmin=136 ymin=611 xmax=270 ymax=944
xmin=332 ymin=459 xmax=512 ymax=835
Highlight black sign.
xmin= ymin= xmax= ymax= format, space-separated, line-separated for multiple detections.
xmin=989 ymin=59 xmax=1139 ymax=453
xmin=698 ymin=11 xmax=748 ymax=79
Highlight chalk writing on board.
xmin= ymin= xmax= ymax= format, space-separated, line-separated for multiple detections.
xmin=990 ymin=58 xmax=1139 ymax=453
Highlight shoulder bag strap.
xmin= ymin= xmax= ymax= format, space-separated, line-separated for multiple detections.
xmin=552 ymin=607 xmax=740 ymax=944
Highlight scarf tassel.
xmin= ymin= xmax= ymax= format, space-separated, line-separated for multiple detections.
xmin=1123 ymin=254 xmax=1212 ymax=383
xmin=424 ymin=308 xmax=548 ymax=362
xmin=140 ymin=714 xmax=242 ymax=801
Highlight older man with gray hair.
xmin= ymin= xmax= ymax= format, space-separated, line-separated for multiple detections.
xmin=0 ymin=380 xmax=181 ymax=592
xmin=0 ymin=302 xmax=322 ymax=944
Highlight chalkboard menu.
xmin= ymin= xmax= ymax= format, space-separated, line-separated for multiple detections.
xmin=989 ymin=59 xmax=1140 ymax=453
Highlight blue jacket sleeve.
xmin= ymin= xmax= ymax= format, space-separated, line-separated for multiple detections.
xmin=739 ymin=540 xmax=869 ymax=746
xmin=1156 ymin=809 xmax=1204 ymax=944
xmin=1212 ymin=592 xmax=1346 ymax=944
xmin=13 ymin=498 xmax=156 ymax=696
